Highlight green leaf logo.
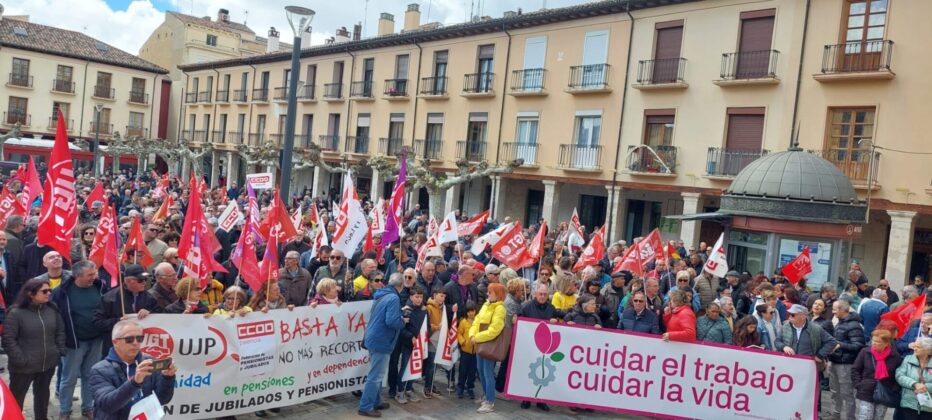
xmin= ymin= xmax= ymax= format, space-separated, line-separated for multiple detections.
xmin=550 ymin=351 xmax=564 ymax=362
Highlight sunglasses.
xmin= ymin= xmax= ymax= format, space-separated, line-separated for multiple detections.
xmin=83 ymin=231 xmax=95 ymax=236
xmin=147 ymin=228 xmax=160 ymax=232
xmin=632 ymin=299 xmax=645 ymax=303
xmin=116 ymin=335 xmax=146 ymax=344
xmin=37 ymin=288 xmax=52 ymax=295
xmin=373 ymin=278 xmax=384 ymax=283
xmin=331 ymin=256 xmax=343 ymax=260
xmin=405 ymin=276 xmax=414 ymax=280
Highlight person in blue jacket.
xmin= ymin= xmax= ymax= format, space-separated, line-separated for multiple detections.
xmin=359 ymin=272 xmax=408 ymax=417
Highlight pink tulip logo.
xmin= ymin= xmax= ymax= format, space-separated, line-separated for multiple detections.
xmin=529 ymin=322 xmax=562 ymax=398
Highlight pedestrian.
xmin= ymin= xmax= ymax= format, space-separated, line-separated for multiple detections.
xmin=859 ymin=288 xmax=890 ymax=341
xmin=163 ymin=277 xmax=209 ymax=314
xmin=424 ymin=288 xmax=446 ymax=398
xmin=469 ymin=283 xmax=507 ymax=414
xmin=899 ymin=313 xmax=932 ymax=356
xmin=696 ymin=302 xmax=733 ymax=344
xmin=852 ymin=328 xmax=902 ymax=420
xmin=618 ymin=290 xmax=660 ymax=334
xmin=2 ymin=278 xmax=65 ymax=420
xmin=456 ymin=302 xmax=479 ymax=400
xmin=212 ymin=286 xmax=252 ymax=316
xmin=894 ymin=336 xmax=932 ymax=419
xmin=662 ymin=289 xmax=696 ymax=342
xmin=358 ymin=272 xmax=407 ymax=418
xmin=755 ymin=304 xmax=783 ymax=352
xmin=393 ymin=286 xmax=426 ymax=404
xmin=733 ymin=316 xmax=761 ymax=348
xmin=829 ymin=299 xmax=866 ymax=420
xmin=308 ymin=278 xmax=342 ymax=307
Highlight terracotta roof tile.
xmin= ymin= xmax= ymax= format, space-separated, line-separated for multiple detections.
xmin=168 ymin=12 xmax=255 ymax=35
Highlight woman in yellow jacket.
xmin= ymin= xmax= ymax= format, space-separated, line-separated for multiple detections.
xmin=469 ymin=283 xmax=507 ymax=414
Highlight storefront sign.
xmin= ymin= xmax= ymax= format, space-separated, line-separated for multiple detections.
xmin=246 ymin=173 xmax=274 ymax=190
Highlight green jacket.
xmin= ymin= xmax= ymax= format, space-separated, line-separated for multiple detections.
xmin=895 ymin=354 xmax=932 ymax=412
xmin=696 ymin=315 xmax=733 ymax=345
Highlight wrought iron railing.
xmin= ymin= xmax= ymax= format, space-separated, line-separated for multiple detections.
xmin=558 ymin=144 xmax=602 ymax=170
xmin=345 ymin=136 xmax=370 ymax=154
xmin=720 ymin=50 xmax=779 ymax=80
xmin=510 ymin=69 xmax=545 ymax=92
xmin=568 ymin=64 xmax=610 ymax=89
xmin=463 ymin=73 xmax=494 ymax=94
xmin=636 ymin=58 xmax=687 ymax=85
xmin=626 ymin=145 xmax=677 ymax=173
xmin=318 ymin=135 xmax=340 ymax=151
xmin=706 ymin=148 xmax=768 ymax=177
xmin=52 ymin=79 xmax=74 ymax=93
xmin=414 ymin=139 xmax=443 ymax=160
xmin=812 ymin=149 xmax=880 ymax=183
xmin=501 ymin=142 xmax=538 ymax=165
xmin=323 ymin=83 xmax=343 ymax=99
xmin=379 ymin=138 xmax=404 ymax=156
xmin=419 ymin=76 xmax=447 ymax=96
xmin=820 ymin=40 xmax=894 ymax=74
xmin=456 ymin=140 xmax=487 ymax=162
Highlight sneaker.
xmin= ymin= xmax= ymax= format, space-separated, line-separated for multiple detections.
xmin=254 ymin=411 xmax=267 ymax=418
xmin=358 ymin=410 xmax=382 ymax=418
xmin=82 ymin=410 xmax=94 ymax=420
xmin=405 ymin=390 xmax=420 ymax=403
xmin=375 ymin=402 xmax=390 ymax=411
xmin=421 ymin=388 xmax=433 ymax=399
xmin=477 ymin=402 xmax=495 ymax=413
xmin=394 ymin=394 xmax=407 ymax=405
xmin=467 ymin=390 xmax=475 ymax=400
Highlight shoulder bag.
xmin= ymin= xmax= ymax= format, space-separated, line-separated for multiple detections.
xmin=870 ymin=355 xmax=900 ymax=407
xmin=476 ymin=319 xmax=512 ymax=362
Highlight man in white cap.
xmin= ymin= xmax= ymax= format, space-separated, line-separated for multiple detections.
xmin=781 ymin=303 xmax=835 ymax=415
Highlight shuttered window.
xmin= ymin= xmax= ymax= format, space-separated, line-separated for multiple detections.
xmin=725 ymin=108 xmax=765 ymax=151
xmin=652 ymin=21 xmax=683 ymax=83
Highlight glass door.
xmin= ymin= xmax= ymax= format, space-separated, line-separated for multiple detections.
xmin=573 ymin=116 xmax=601 ymax=168
xmin=515 ymin=117 xmax=538 ymax=164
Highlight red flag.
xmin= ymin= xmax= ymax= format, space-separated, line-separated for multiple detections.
xmin=37 ymin=111 xmax=78 ymax=262
xmin=881 ymin=294 xmax=927 ymax=338
xmin=0 ymin=186 xmax=24 ymax=229
xmin=363 ymin=226 xmax=374 ymax=254
xmin=152 ymin=195 xmax=173 ymax=223
xmin=637 ymin=228 xmax=665 ymax=263
xmin=258 ymin=232 xmax=280 ymax=283
xmin=308 ymin=204 xmax=319 ymax=227
xmin=85 ymin=181 xmax=105 ymax=211
xmin=613 ymin=243 xmax=644 ymax=277
xmin=457 ymin=210 xmax=490 ymax=237
xmin=573 ymin=225 xmax=605 ymax=272
xmin=528 ymin=222 xmax=547 ymax=261
xmin=781 ymin=247 xmax=813 ymax=285
xmin=0 ymin=377 xmax=25 ymax=420
xmin=123 ymin=217 xmax=154 ymax=267
xmin=231 ymin=216 xmax=262 ymax=292
xmin=178 ymin=176 xmax=225 ymax=288
xmin=20 ymin=157 xmax=41 ymax=212
xmin=88 ymin=204 xmax=120 ymax=284
xmin=667 ymin=241 xmax=682 ymax=260
xmin=491 ymin=221 xmax=535 ymax=270
xmin=257 ymin=191 xmax=298 ymax=241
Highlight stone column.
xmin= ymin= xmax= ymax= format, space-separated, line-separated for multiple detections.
xmin=604 ymin=185 xmax=625 ymax=244
xmin=312 ymin=166 xmax=329 ymax=199
xmin=370 ymin=168 xmax=383 ymax=201
xmin=181 ymin=158 xmax=191 ymax=180
xmin=444 ymin=183 xmax=462 ymax=215
xmin=226 ymin=151 xmax=238 ymax=186
xmin=210 ymin=151 xmax=221 ymax=187
xmin=885 ymin=210 xmax=918 ymax=292
xmin=542 ymin=180 xmax=562 ymax=228
xmin=679 ymin=192 xmax=703 ymax=247
xmin=490 ymin=176 xmax=507 ymax=220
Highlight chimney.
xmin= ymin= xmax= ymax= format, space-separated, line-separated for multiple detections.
xmin=353 ymin=22 xmax=362 ymax=41
xmin=267 ymin=27 xmax=280 ymax=53
xmin=300 ymin=25 xmax=312 ymax=48
xmin=377 ymin=13 xmax=394 ymax=36
xmin=217 ymin=8 xmax=230 ymax=23
xmin=503 ymin=11 xmax=517 ymax=18
xmin=335 ymin=27 xmax=351 ymax=43
xmin=403 ymin=3 xmax=420 ymax=32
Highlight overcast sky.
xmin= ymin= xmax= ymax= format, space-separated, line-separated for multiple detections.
xmin=6 ymin=0 xmax=594 ymax=56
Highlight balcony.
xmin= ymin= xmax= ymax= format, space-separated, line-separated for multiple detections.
xmin=6 ymin=74 xmax=32 ymax=89
xmin=51 ymin=79 xmax=75 ymax=94
xmin=210 ymin=130 xmax=225 ymax=143
xmin=93 ymin=85 xmax=115 ymax=100
xmin=419 ymin=76 xmax=448 ymax=99
xmin=625 ymin=145 xmax=677 ymax=175
xmin=318 ymin=135 xmax=340 ymax=152
xmin=350 ymin=81 xmax=375 ymax=100
xmin=383 ymin=79 xmax=409 ymax=99
xmin=269 ymin=134 xmax=283 ymax=146
xmin=88 ymin=122 xmax=113 ymax=136
xmin=715 ymin=50 xmax=780 ymax=86
xmin=500 ymin=142 xmax=538 ymax=166
xmin=273 ymin=86 xmax=289 ymax=101
xmin=558 ymin=144 xmax=602 ymax=171
xmin=47 ymin=117 xmax=73 ymax=131
xmin=379 ymin=138 xmax=404 ymax=157
xmin=3 ymin=112 xmax=30 ymax=127
xmin=192 ymin=130 xmax=208 ymax=142
xmin=185 ymin=92 xmax=198 ymax=103
xmin=125 ymin=126 xmax=147 ymax=138
xmin=247 ymin=133 xmax=265 ymax=146
xmin=294 ymin=134 xmax=312 ymax=149
xmin=252 ymin=88 xmax=269 ymax=102
xmin=197 ymin=91 xmax=211 ymax=102
xmin=509 ymin=69 xmax=546 ymax=96
xmin=633 ymin=58 xmax=688 ymax=90
xmin=414 ymin=139 xmax=442 ymax=160
xmin=232 ymin=90 xmax=248 ymax=102
xmin=345 ymin=136 xmax=370 ymax=154
xmin=567 ymin=64 xmax=611 ymax=93
xmin=462 ymin=73 xmax=494 ymax=97
xmin=815 ymin=40 xmax=895 ymax=82
xmin=128 ymin=90 xmax=149 ymax=105
xmin=298 ymin=84 xmax=316 ymax=101
xmin=322 ymin=83 xmax=343 ymax=101
xmin=226 ymin=131 xmax=244 ymax=144
xmin=215 ymin=90 xmax=230 ymax=102
xmin=456 ymin=140 xmax=487 ymax=162
xmin=813 ymin=149 xmax=880 ymax=188
xmin=705 ymin=148 xmax=769 ymax=178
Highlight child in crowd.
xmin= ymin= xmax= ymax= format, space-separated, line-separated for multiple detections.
xmin=393 ymin=286 xmax=427 ymax=404
xmin=424 ymin=289 xmax=446 ymax=398
xmin=456 ymin=301 xmax=478 ymax=399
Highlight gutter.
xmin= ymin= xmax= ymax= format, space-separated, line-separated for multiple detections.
xmin=490 ymin=26 xmax=512 ymax=220
xmin=789 ymin=0 xmax=812 ymax=148
xmin=344 ymin=49 xmax=356 ymax=154
xmin=411 ymin=38 xmax=423 ymax=151
xmin=606 ymin=1 xmax=635 ymax=244
xmin=78 ymin=60 xmax=90 ymax=137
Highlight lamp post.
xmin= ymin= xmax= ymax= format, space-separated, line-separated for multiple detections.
xmin=280 ymin=5 xmax=315 ymax=205
xmin=93 ymin=103 xmax=103 ymax=177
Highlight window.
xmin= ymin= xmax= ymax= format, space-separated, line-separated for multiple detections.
xmin=97 ymin=107 xmax=111 ymax=128
xmin=187 ymin=114 xmax=196 ymax=137
xmin=7 ymin=97 xmax=27 ymax=124
xmin=300 ymin=114 xmax=313 ymax=148
xmin=844 ymin=0 xmax=887 ymax=50
xmin=55 ymin=65 xmax=73 ymax=91
xmin=206 ymin=34 xmax=218 ymax=46
xmin=394 ymin=54 xmax=409 ymax=79
xmin=388 ymin=114 xmax=404 ymax=139
xmin=736 ymin=10 xmax=776 ymax=79
xmin=521 ymin=37 xmax=547 ymax=90
xmin=426 ymin=114 xmax=443 ymax=141
xmin=825 ymin=107 xmax=875 ymax=181
xmin=218 ymin=114 xmax=227 ymax=142
xmin=354 ymin=114 xmax=369 ymax=154
xmin=131 ymin=78 xmax=146 ymax=103
xmin=652 ymin=21 xmax=684 ymax=83
xmin=11 ymin=58 xmax=29 ymax=86
xmin=573 ymin=113 xmax=602 ymax=168
xmin=327 ymin=114 xmax=341 ymax=137
xmin=206 ymin=76 xmax=214 ymax=94
xmin=580 ymin=30 xmax=609 ymax=87
xmin=260 ymin=72 xmax=269 ymax=90
xmin=332 ymin=61 xmax=344 ymax=83
xmin=240 ymin=72 xmax=248 ymax=91
xmin=128 ymin=112 xmax=145 ymax=136
xmin=431 ymin=50 xmax=448 ymax=93
xmin=725 ymin=108 xmax=765 ymax=151
xmin=476 ymin=45 xmax=494 ymax=91
xmin=97 ymin=71 xmax=112 ymax=88
xmin=222 ymin=74 xmax=230 ymax=91
xmin=51 ymin=102 xmax=69 ymax=125
xmin=515 ymin=114 xmax=539 ymax=164
xmin=643 ymin=110 xmax=675 ymax=147
xmin=465 ymin=113 xmax=487 ymax=161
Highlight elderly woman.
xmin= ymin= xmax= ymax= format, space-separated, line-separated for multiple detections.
xmin=896 ymin=336 xmax=932 ymax=419
xmin=163 ymin=247 xmax=181 ymax=271
xmin=564 ymin=295 xmax=602 ymax=328
xmin=248 ymin=280 xmax=293 ymax=312
xmin=164 ymin=277 xmax=209 ymax=314
xmin=212 ymin=286 xmax=252 ymax=316
xmin=309 ymin=278 xmax=342 ymax=307
xmin=696 ymin=302 xmax=733 ymax=345
xmin=551 ymin=273 xmax=578 ymax=313
xmin=662 ymin=290 xmax=696 ymax=342
xmin=853 ymin=328 xmax=902 ymax=419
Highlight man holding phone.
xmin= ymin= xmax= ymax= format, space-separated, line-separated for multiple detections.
xmin=88 ymin=320 xmax=176 ymax=420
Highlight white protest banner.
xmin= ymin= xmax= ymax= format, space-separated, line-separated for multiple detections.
xmin=504 ymin=318 xmax=817 ymax=420
xmin=246 ymin=173 xmax=275 ymax=190
xmin=129 ymin=394 xmax=165 ymax=420
xmin=136 ymin=302 xmax=371 ymax=419
xmin=217 ymin=201 xmax=243 ymax=233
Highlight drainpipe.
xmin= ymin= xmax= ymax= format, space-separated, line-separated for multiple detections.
xmin=147 ymin=74 xmax=158 ymax=138
xmin=411 ymin=38 xmax=423 ymax=150
xmin=490 ymin=26 xmax=512 ymax=220
xmin=78 ymin=60 xmax=90 ymax=137
xmin=177 ymin=71 xmax=189 ymax=143
xmin=246 ymin=64 xmax=257 ymax=149
xmin=344 ymin=49 xmax=356 ymax=154
xmin=606 ymin=1 xmax=635 ymax=244
xmin=789 ymin=0 xmax=812 ymax=148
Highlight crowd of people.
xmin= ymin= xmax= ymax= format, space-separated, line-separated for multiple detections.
xmin=1 ymin=168 xmax=931 ymax=420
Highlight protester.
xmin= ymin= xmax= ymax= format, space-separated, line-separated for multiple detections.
xmin=894 ymin=336 xmax=932 ymax=419
xmin=696 ymin=302 xmax=732 ymax=344
xmin=899 ymin=313 xmax=932 ymax=356
xmin=859 ymin=288 xmax=889 ymax=341
xmin=469 ymin=283 xmax=507 ymax=413
xmin=2 ymin=278 xmax=65 ymax=420
xmin=457 ymin=302 xmax=479 ymax=401
xmin=733 ymin=316 xmax=761 ymax=348
xmin=149 ymin=262 xmax=179 ymax=310
xmin=755 ymin=303 xmax=783 ymax=352
xmin=249 ymin=280 xmax=291 ymax=312
xmin=88 ymin=320 xmax=176 ymax=420
xmin=164 ymin=277 xmax=209 ymax=314
xmin=393 ymin=286 xmax=427 ymax=403
xmin=213 ymin=286 xmax=252 ymax=316
xmin=308 ymin=278 xmax=341 ymax=307
xmin=551 ymin=273 xmax=578 ymax=313
xmin=359 ymin=272 xmax=406 ymax=418
xmin=829 ymin=299 xmax=866 ymax=420
xmin=662 ymin=290 xmax=695 ymax=342
xmin=279 ymin=250 xmax=313 ymax=306
xmin=852 ymin=328 xmax=902 ymax=420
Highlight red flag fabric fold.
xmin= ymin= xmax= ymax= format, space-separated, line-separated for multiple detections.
xmin=881 ymin=294 xmax=927 ymax=338
xmin=491 ymin=221 xmax=535 ymax=271
xmin=37 ymin=112 xmax=77 ymax=262
xmin=573 ymin=225 xmax=606 ymax=272
xmin=782 ymin=247 xmax=813 ymax=285
xmin=123 ymin=217 xmax=154 ymax=268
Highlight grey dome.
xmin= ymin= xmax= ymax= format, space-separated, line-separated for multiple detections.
xmin=726 ymin=149 xmax=858 ymax=203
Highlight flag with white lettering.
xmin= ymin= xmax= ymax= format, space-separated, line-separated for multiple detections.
xmin=331 ymin=198 xmax=368 ymax=257
xmin=37 ymin=111 xmax=77 ymax=261
xmin=434 ymin=308 xmax=460 ymax=368
xmin=217 ymin=201 xmax=244 ymax=233
xmin=703 ymin=233 xmax=729 ymax=278
xmin=402 ymin=317 xmax=429 ymax=381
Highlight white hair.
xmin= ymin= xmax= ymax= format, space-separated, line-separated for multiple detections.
xmin=917 ymin=337 xmax=932 ymax=352
xmin=112 ymin=320 xmax=141 ymax=340
xmin=871 ymin=288 xmax=886 ymax=299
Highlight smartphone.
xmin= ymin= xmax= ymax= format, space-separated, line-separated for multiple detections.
xmin=150 ymin=358 xmax=172 ymax=372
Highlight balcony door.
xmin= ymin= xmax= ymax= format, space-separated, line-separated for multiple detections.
xmin=476 ymin=45 xmax=494 ymax=91
xmin=362 ymin=58 xmax=374 ymax=95
xmin=826 ymin=108 xmax=875 ymax=182
xmin=515 ymin=115 xmax=539 ymax=165
xmin=433 ymin=50 xmax=448 ymax=92
xmin=581 ymin=30 xmax=608 ymax=87
xmin=574 ymin=114 xmax=601 ymax=168
xmin=354 ymin=114 xmax=369 ymax=154
xmin=652 ymin=21 xmax=683 ymax=83
xmin=723 ymin=108 xmax=765 ymax=175
xmin=522 ymin=37 xmax=547 ymax=90
xmin=736 ymin=11 xmax=775 ymax=79
xmin=840 ymin=0 xmax=887 ymax=71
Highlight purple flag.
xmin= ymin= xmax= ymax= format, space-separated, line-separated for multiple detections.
xmin=381 ymin=148 xmax=407 ymax=245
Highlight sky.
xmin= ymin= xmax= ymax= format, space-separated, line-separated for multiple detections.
xmin=6 ymin=0 xmax=594 ymax=56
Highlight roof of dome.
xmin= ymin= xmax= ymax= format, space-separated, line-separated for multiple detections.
xmin=725 ymin=148 xmax=859 ymax=203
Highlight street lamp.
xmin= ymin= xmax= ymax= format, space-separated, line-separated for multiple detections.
xmin=93 ymin=103 xmax=103 ymax=177
xmin=280 ymin=5 xmax=315 ymax=205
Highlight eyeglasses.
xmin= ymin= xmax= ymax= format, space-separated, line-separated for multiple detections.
xmin=879 ymin=284 xmax=889 ymax=288
xmin=632 ymin=299 xmax=645 ymax=303
xmin=37 ymin=288 xmax=52 ymax=294
xmin=83 ymin=231 xmax=95 ymax=236
xmin=373 ymin=278 xmax=384 ymax=283
xmin=331 ymin=256 xmax=344 ymax=261
xmin=678 ymin=279 xmax=689 ymax=283
xmin=405 ymin=276 xmax=414 ymax=280
xmin=284 ymin=257 xmax=298 ymax=260
xmin=116 ymin=335 xmax=145 ymax=344
xmin=147 ymin=228 xmax=160 ymax=232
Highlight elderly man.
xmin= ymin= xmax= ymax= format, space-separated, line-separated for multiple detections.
xmin=618 ymin=291 xmax=660 ymax=334
xmin=313 ymin=249 xmax=348 ymax=299
xmin=858 ymin=288 xmax=889 ymax=341
xmin=88 ymin=320 xmax=176 ymax=420
xmin=358 ymin=273 xmax=407 ymax=418
xmin=4 ymin=214 xmax=25 ymax=263
xmin=148 ymin=262 xmax=178 ymax=311
xmin=806 ymin=282 xmax=837 ymax=310
xmin=443 ymin=264 xmax=480 ymax=320
xmin=717 ymin=296 xmax=739 ymax=331
xmin=600 ymin=271 xmax=627 ymax=328
xmin=877 ymin=278 xmax=899 ymax=305
xmin=52 ymin=260 xmax=106 ymax=419
xmin=33 ymin=250 xmax=73 ymax=290
xmin=898 ymin=313 xmax=932 ymax=355
xmin=828 ymin=300 xmax=865 ymax=420
xmin=781 ymin=304 xmax=835 ymax=413
xmin=417 ymin=260 xmax=442 ymax=296
xmin=142 ymin=223 xmax=168 ymax=269
xmin=279 ymin=251 xmax=312 ymax=306
xmin=94 ymin=264 xmax=158 ymax=350
xmin=353 ymin=258 xmax=379 ymax=295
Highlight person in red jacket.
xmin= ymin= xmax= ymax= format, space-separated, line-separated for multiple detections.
xmin=662 ymin=289 xmax=696 ymax=342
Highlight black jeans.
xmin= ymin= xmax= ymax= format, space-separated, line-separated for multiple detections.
xmin=9 ymin=369 xmax=56 ymax=420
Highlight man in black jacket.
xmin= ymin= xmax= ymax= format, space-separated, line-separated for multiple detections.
xmin=94 ymin=265 xmax=160 ymax=354
xmin=828 ymin=300 xmax=864 ymax=420
xmin=442 ymin=264 xmax=479 ymax=320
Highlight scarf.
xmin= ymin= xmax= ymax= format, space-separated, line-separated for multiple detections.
xmin=871 ymin=345 xmax=892 ymax=380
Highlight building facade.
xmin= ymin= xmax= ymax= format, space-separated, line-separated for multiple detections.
xmin=0 ymin=10 xmax=168 ymax=171
xmin=178 ymin=0 xmax=932 ymax=291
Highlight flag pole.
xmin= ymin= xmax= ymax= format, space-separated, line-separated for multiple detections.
xmin=117 ymin=243 xmax=127 ymax=317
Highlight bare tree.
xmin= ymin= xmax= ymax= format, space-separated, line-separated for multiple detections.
xmin=0 ymin=123 xmax=21 ymax=158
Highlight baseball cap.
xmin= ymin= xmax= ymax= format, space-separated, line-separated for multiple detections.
xmin=124 ymin=264 xmax=146 ymax=279
xmin=787 ymin=304 xmax=809 ymax=316
xmin=726 ymin=270 xmax=740 ymax=277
